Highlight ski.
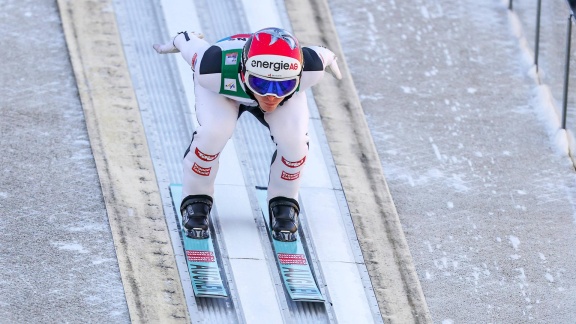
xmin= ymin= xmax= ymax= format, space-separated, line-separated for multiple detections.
xmin=255 ymin=187 xmax=324 ymax=302
xmin=169 ymin=184 xmax=228 ymax=298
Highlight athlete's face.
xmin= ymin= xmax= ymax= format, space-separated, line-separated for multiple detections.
xmin=254 ymin=94 xmax=283 ymax=112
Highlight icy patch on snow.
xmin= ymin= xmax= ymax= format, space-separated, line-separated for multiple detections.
xmin=424 ymin=66 xmax=438 ymax=77
xmin=509 ymin=235 xmax=520 ymax=250
xmin=515 ymin=204 xmax=527 ymax=211
xmin=67 ymin=224 xmax=106 ymax=232
xmin=71 ymin=153 xmax=94 ymax=160
xmin=92 ymin=257 xmax=117 ymax=265
xmin=73 ymin=139 xmax=90 ymax=146
xmin=0 ymin=192 xmax=7 ymax=198
xmin=516 ymin=267 xmax=527 ymax=283
xmin=359 ymin=93 xmax=386 ymax=102
xmin=432 ymin=143 xmax=442 ymax=160
xmin=420 ymin=6 xmax=430 ymax=19
xmin=52 ymin=242 xmax=90 ymax=254
xmin=448 ymin=173 xmax=470 ymax=192
xmin=401 ymin=86 xmax=416 ymax=93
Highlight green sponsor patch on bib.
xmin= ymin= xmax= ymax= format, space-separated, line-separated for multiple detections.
xmin=220 ymin=49 xmax=250 ymax=99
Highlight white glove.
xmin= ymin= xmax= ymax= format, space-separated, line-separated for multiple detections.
xmin=153 ymin=31 xmax=205 ymax=54
xmin=307 ymin=45 xmax=342 ymax=80
xmin=153 ymin=42 xmax=179 ymax=54
xmin=326 ymin=57 xmax=342 ymax=80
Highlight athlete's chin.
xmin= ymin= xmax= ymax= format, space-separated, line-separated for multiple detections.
xmin=260 ymin=104 xmax=278 ymax=112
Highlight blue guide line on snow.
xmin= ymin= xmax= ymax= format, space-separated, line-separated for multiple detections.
xmin=170 ymin=184 xmax=228 ymax=298
xmin=255 ymin=187 xmax=324 ymax=302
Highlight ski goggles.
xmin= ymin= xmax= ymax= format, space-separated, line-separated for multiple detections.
xmin=245 ymin=72 xmax=300 ymax=98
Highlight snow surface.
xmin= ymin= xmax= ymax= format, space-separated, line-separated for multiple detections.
xmin=0 ymin=0 xmax=129 ymax=322
xmin=330 ymin=0 xmax=576 ymax=322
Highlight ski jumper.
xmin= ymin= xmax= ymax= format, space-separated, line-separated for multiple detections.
xmin=173 ymin=32 xmax=333 ymax=204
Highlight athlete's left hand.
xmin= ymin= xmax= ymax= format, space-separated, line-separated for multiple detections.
xmin=307 ymin=45 xmax=342 ymax=80
xmin=326 ymin=57 xmax=342 ymax=80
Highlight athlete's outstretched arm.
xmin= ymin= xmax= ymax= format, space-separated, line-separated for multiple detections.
xmin=153 ymin=31 xmax=210 ymax=67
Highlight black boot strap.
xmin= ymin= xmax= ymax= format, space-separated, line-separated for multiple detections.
xmin=181 ymin=194 xmax=213 ymax=214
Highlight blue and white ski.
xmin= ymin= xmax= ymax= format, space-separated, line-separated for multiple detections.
xmin=170 ymin=184 xmax=228 ymax=298
xmin=255 ymin=187 xmax=324 ymax=302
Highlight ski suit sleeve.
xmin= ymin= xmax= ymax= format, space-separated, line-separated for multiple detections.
xmin=298 ymin=45 xmax=342 ymax=92
xmin=153 ymin=31 xmax=210 ymax=68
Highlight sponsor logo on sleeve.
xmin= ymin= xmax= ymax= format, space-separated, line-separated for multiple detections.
xmin=225 ymin=52 xmax=238 ymax=65
xmin=191 ymin=53 xmax=198 ymax=71
xmin=281 ymin=156 xmax=306 ymax=168
xmin=281 ymin=171 xmax=300 ymax=181
xmin=192 ymin=163 xmax=211 ymax=176
xmin=224 ymin=78 xmax=237 ymax=92
xmin=195 ymin=147 xmax=220 ymax=162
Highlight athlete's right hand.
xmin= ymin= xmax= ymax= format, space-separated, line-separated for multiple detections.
xmin=153 ymin=41 xmax=179 ymax=54
xmin=153 ymin=31 xmax=205 ymax=54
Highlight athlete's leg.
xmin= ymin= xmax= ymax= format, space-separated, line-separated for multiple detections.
xmin=262 ymin=92 xmax=309 ymax=241
xmin=264 ymin=92 xmax=309 ymax=200
xmin=182 ymin=80 xmax=239 ymax=201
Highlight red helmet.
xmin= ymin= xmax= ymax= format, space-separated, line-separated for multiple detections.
xmin=242 ymin=28 xmax=303 ymax=98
